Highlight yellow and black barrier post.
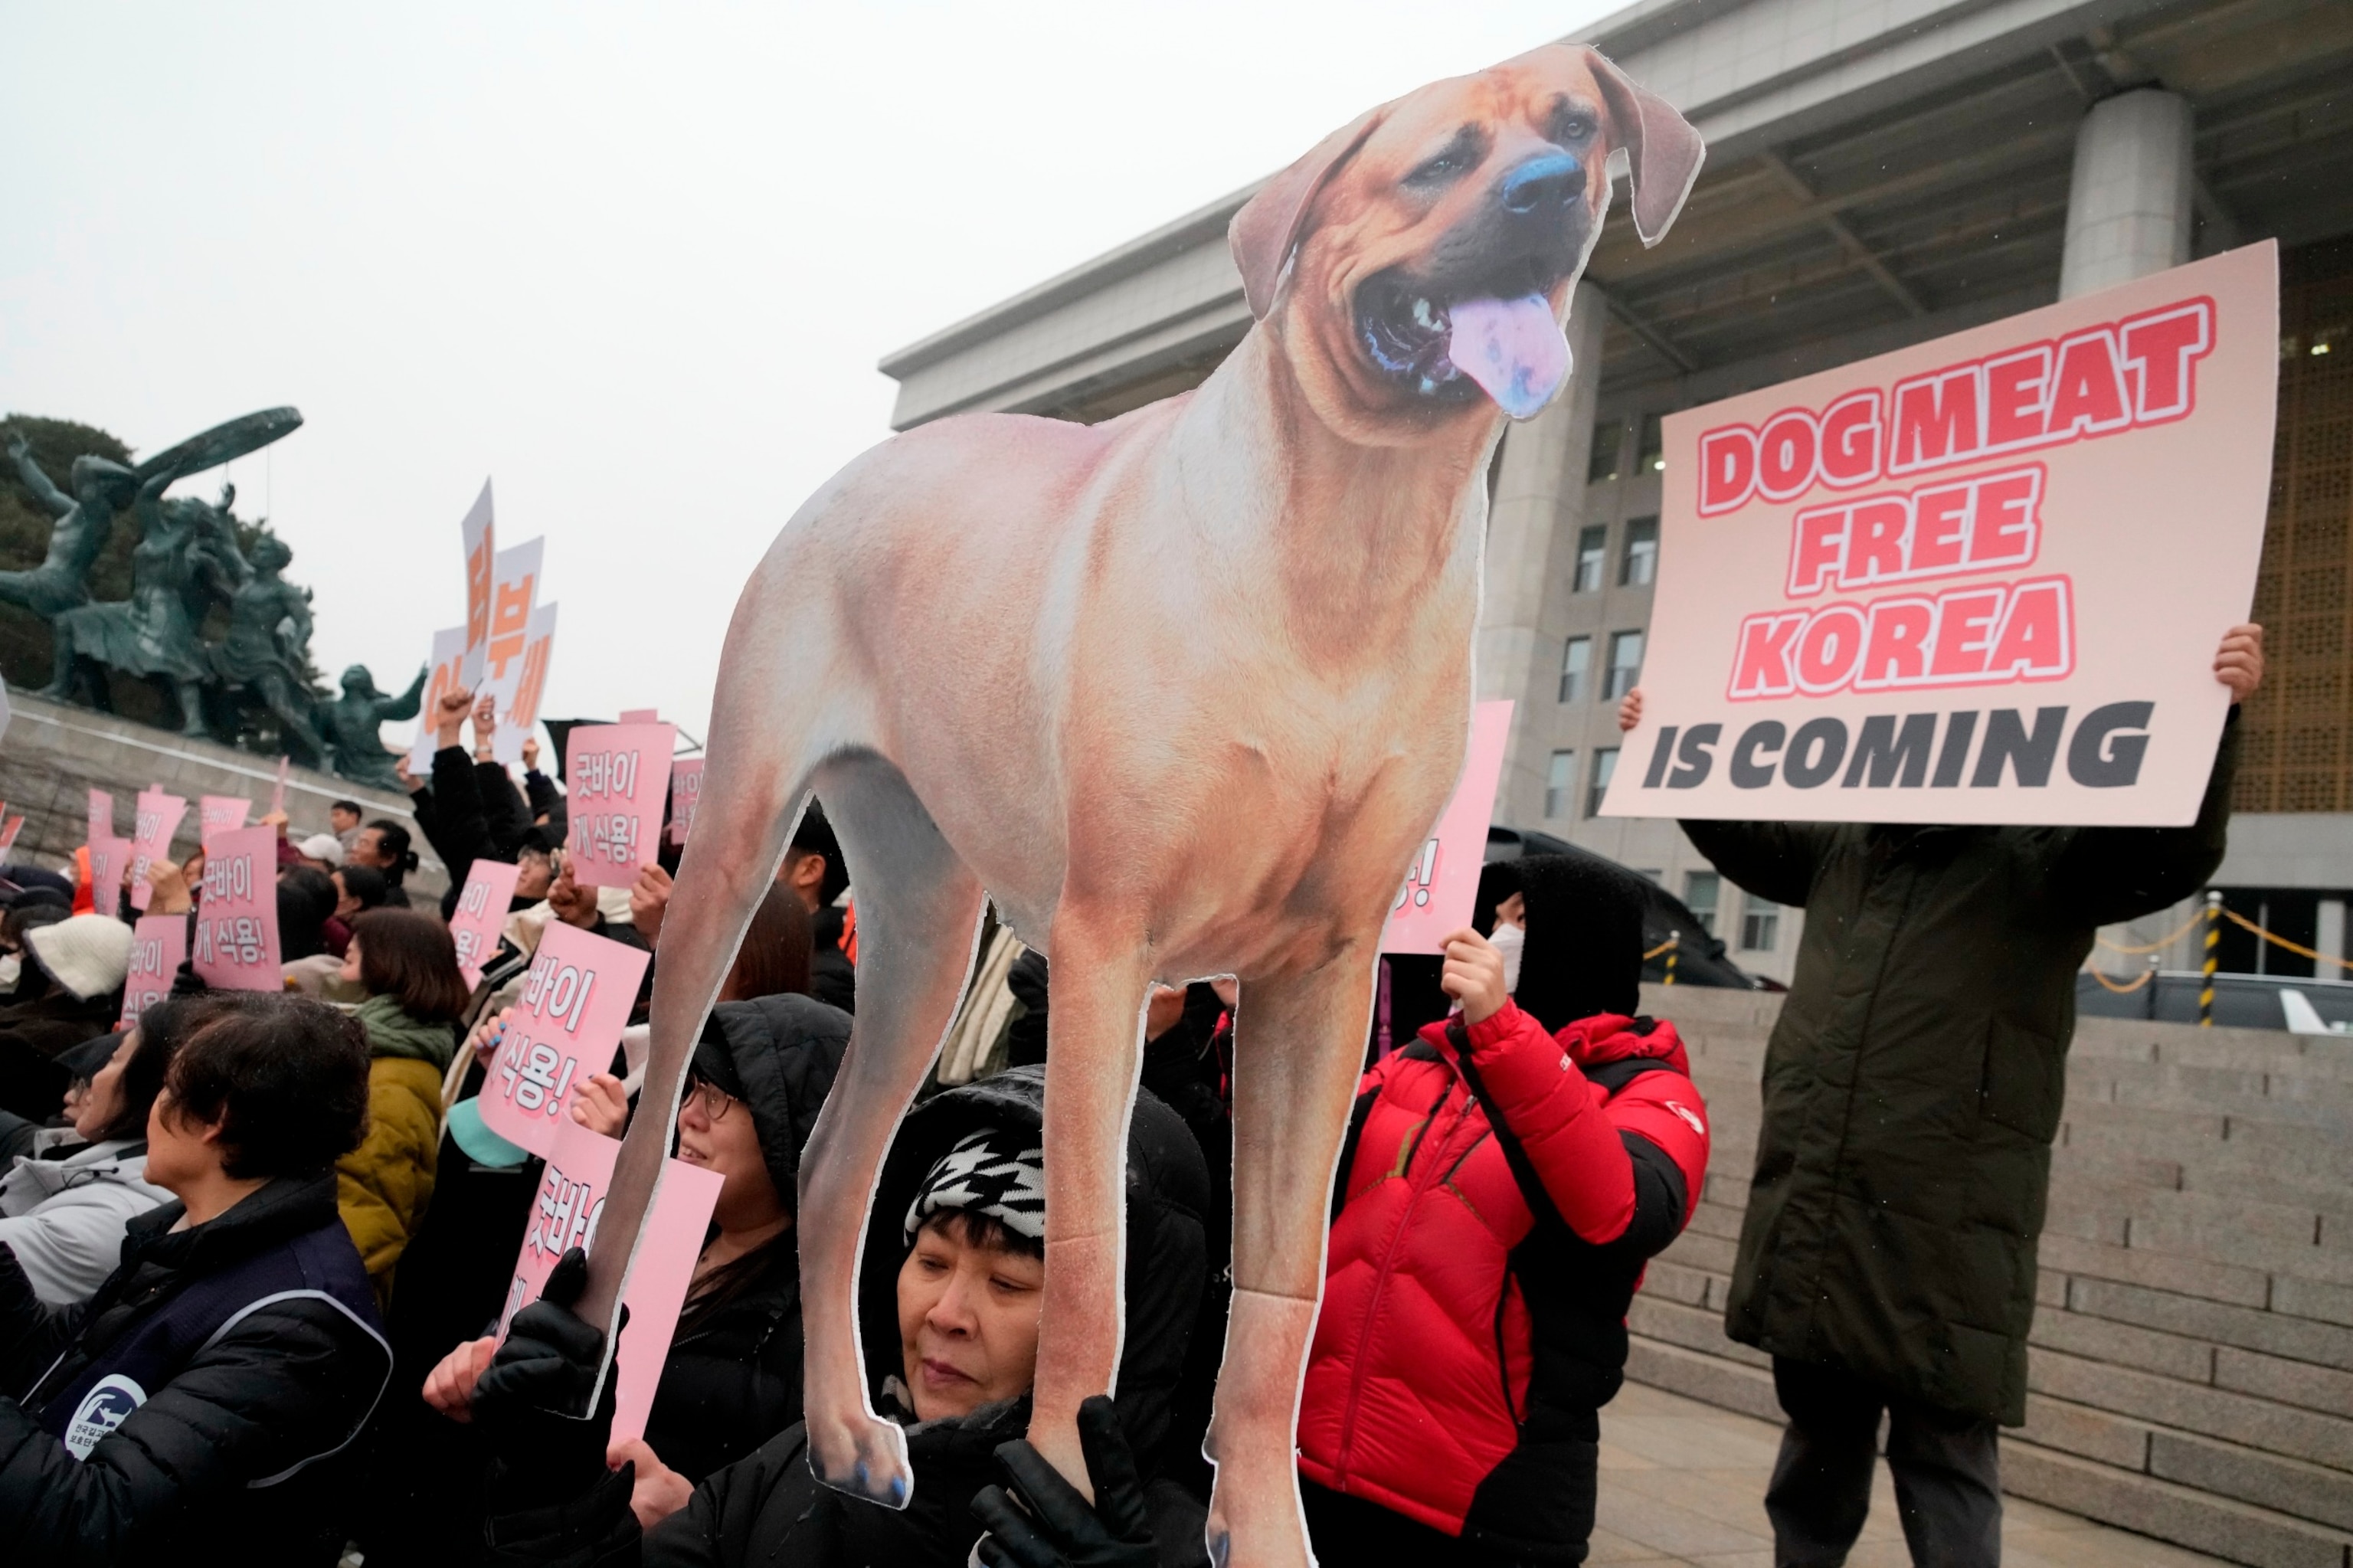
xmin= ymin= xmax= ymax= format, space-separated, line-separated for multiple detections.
xmin=2201 ymin=891 xmax=2223 ymax=1027
xmin=1664 ymin=932 xmax=1679 ymax=987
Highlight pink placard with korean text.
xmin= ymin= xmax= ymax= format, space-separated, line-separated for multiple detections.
xmin=87 ymin=789 xmax=115 ymax=846
xmin=199 ymin=795 xmax=252 ymax=848
xmin=618 ymin=709 xmax=659 ymax=724
xmin=564 ymin=722 xmax=675 ymax=889
xmin=477 ymin=920 xmax=650 ymax=1157
xmin=191 ymin=825 xmax=281 ymax=990
xmin=450 ymin=858 xmax=522 ymax=988
xmin=668 ymin=758 xmax=704 ymax=846
xmin=1379 ymin=700 xmax=1514 ymax=955
xmin=87 ymin=836 xmax=128 ymax=917
xmin=120 ymin=915 xmax=186 ymax=1028
xmin=493 ymin=1118 xmax=722 ymax=1444
xmin=128 ymin=789 xmax=190 ymax=913
xmin=270 ymin=756 xmax=290 ymax=818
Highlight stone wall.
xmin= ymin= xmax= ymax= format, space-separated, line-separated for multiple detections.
xmin=0 ymin=688 xmax=446 ymax=897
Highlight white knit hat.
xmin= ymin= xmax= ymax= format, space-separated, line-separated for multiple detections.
xmin=297 ymin=833 xmax=343 ymax=864
xmin=26 ymin=915 xmax=136 ymax=1001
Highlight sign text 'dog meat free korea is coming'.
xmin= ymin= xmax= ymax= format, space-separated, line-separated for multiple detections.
xmin=1603 ymin=244 xmax=2276 ymax=826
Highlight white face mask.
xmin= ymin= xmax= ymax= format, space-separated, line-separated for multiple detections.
xmin=1488 ymin=921 xmax=1526 ymax=996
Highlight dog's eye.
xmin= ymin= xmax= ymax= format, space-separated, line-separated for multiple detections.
xmin=1404 ymin=128 xmax=1486 ymax=189
xmin=1406 ymin=152 xmax=1466 ymax=187
xmin=1556 ymin=113 xmax=1596 ymax=143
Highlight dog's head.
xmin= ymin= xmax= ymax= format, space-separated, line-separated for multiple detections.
xmin=1231 ymin=45 xmax=1701 ymax=440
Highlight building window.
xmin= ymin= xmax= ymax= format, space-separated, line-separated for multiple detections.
xmin=1619 ymin=516 xmax=1658 ymax=587
xmin=1605 ymin=630 xmax=1644 ymax=699
xmin=1586 ymin=747 xmax=1618 ymax=817
xmin=1741 ymin=895 xmax=1781 ymax=952
xmin=1684 ymin=872 xmax=1720 ymax=935
xmin=1637 ymin=412 xmax=1665 ymax=474
xmin=1588 ymin=421 xmax=1625 ymax=483
xmin=1544 ymin=750 xmax=1576 ymax=817
xmin=1573 ymin=526 xmax=1607 ymax=592
xmin=1559 ymin=637 xmax=1592 ymax=703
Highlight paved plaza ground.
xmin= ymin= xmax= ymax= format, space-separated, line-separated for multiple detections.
xmin=1593 ymin=1383 xmax=2232 ymax=1567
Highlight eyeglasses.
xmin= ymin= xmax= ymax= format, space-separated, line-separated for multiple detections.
xmin=687 ymin=1079 xmax=737 ymax=1123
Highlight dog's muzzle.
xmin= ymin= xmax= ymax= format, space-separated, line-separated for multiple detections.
xmin=1353 ymin=150 xmax=1589 ymax=419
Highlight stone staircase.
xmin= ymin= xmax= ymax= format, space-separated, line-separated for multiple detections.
xmin=1628 ymin=984 xmax=2353 ymax=1568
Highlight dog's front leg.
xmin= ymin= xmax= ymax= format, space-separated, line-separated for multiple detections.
xmin=1207 ymin=938 xmax=1382 ymax=1568
xmin=1027 ymin=914 xmax=1156 ymax=1498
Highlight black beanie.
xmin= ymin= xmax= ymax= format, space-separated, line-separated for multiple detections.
xmin=1507 ymin=853 xmax=1648 ymax=1033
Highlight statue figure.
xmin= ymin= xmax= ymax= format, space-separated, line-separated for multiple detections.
xmin=206 ymin=533 xmax=327 ymax=761
xmin=320 ymin=663 xmax=425 ymax=789
xmin=44 ymin=469 xmax=232 ymax=735
xmin=2 ymin=433 xmax=140 ymax=617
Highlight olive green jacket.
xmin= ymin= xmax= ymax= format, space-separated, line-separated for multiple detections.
xmin=1690 ymin=714 xmax=2240 ymax=1423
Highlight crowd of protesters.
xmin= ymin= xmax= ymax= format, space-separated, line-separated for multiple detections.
xmin=0 ymin=623 xmax=2262 ymax=1567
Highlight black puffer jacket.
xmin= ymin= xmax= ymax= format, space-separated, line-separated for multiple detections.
xmin=640 ymin=994 xmax=851 ymax=1484
xmin=485 ymin=1066 xmax=1214 ymax=1568
xmin=0 ymin=1172 xmax=392 ymax=1566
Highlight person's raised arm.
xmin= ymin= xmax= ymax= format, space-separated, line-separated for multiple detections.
xmin=8 ymin=435 xmax=74 ymax=520
xmin=1618 ymin=686 xmax=1829 ymax=908
xmin=2055 ymin=623 xmax=2261 ymax=928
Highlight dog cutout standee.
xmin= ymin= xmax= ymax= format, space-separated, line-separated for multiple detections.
xmin=581 ymin=44 xmax=1700 ymax=1568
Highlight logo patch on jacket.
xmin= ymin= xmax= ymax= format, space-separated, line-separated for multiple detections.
xmin=64 ymin=1373 xmax=146 ymax=1460
xmin=1666 ymin=1101 xmax=1706 ymax=1137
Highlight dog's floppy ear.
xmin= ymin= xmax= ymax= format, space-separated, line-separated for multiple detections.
xmin=1587 ymin=50 xmax=1704 ymax=247
xmin=1230 ymin=105 xmax=1388 ymax=320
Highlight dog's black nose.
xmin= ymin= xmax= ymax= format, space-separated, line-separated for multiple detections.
xmin=1500 ymin=152 xmax=1581 ymax=214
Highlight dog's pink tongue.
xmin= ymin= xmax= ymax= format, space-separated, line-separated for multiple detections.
xmin=1448 ymin=294 xmax=1570 ymax=419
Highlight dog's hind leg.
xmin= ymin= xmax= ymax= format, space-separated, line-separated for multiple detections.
xmin=1206 ymin=938 xmax=1383 ymax=1568
xmin=797 ymin=751 xmax=987 ymax=1507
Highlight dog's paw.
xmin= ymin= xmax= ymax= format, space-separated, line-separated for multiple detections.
xmin=807 ymin=1406 xmax=913 ymax=1510
xmin=1205 ymin=1479 xmax=1313 ymax=1568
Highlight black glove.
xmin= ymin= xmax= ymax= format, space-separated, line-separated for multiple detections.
xmin=970 ymin=1396 xmax=1157 ymax=1568
xmin=472 ymin=1247 xmax=626 ymax=1508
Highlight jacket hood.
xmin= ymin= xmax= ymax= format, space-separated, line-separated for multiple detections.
xmin=1504 ymin=854 xmax=1648 ymax=1033
xmin=855 ymin=1064 xmax=1211 ymax=1475
xmin=0 ymin=1138 xmax=166 ymax=1212
xmin=354 ymin=992 xmax=457 ymax=1070
xmin=1557 ymin=1010 xmax=1691 ymax=1075
xmin=697 ymin=993 xmax=853 ymax=1200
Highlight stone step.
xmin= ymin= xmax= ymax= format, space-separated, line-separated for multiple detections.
xmin=1620 ymin=1331 xmax=2353 ymax=1568
xmin=1627 ymin=1293 xmax=1772 ymax=1370
xmin=2048 ymin=1144 xmax=2353 ymax=1223
xmin=2044 ymin=1181 xmax=2353 ymax=1285
xmin=2029 ymin=1346 xmax=2353 ymax=1471
xmin=2063 ymin=1113 xmax=2353 ymax=1186
xmin=2001 ymin=1441 xmax=2353 ymax=1568
xmin=2061 ymin=1275 xmax=2353 ymax=1374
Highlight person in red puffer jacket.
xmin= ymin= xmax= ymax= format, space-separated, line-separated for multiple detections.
xmin=1299 ymin=854 xmax=1710 ymax=1567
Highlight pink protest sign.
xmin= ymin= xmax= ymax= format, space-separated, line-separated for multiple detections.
xmin=190 ymin=825 xmax=281 ymax=990
xmin=1381 ymin=700 xmax=1514 ymax=954
xmin=449 ymin=858 xmax=522 ymax=988
xmin=493 ymin=1118 xmax=722 ymax=1444
xmin=87 ymin=789 xmax=115 ymax=846
xmin=618 ymin=709 xmax=659 ymax=723
xmin=1607 ymin=245 xmax=2276 ymax=827
xmin=87 ymin=836 xmax=128 ymax=916
xmin=477 ymin=921 xmax=650 ymax=1157
xmin=128 ymin=789 xmax=190 ymax=913
xmin=269 ymin=756 xmax=290 ymax=817
xmin=120 ymin=915 xmax=186 ymax=1028
xmin=198 ymin=794 xmax=252 ymax=848
xmin=564 ymin=722 xmax=675 ymax=889
xmin=668 ymin=758 xmax=704 ymax=846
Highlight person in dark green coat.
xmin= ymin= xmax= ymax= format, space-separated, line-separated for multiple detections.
xmin=1618 ymin=622 xmax=2264 ymax=1568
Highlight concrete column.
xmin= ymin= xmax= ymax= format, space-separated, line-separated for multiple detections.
xmin=1476 ymin=280 xmax=1608 ymax=825
xmin=2060 ymin=88 xmax=2194 ymax=299
xmin=2320 ymin=899 xmax=2346 ymax=976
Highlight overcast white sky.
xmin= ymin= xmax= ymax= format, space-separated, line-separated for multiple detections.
xmin=2 ymin=2 xmax=1613 ymax=746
